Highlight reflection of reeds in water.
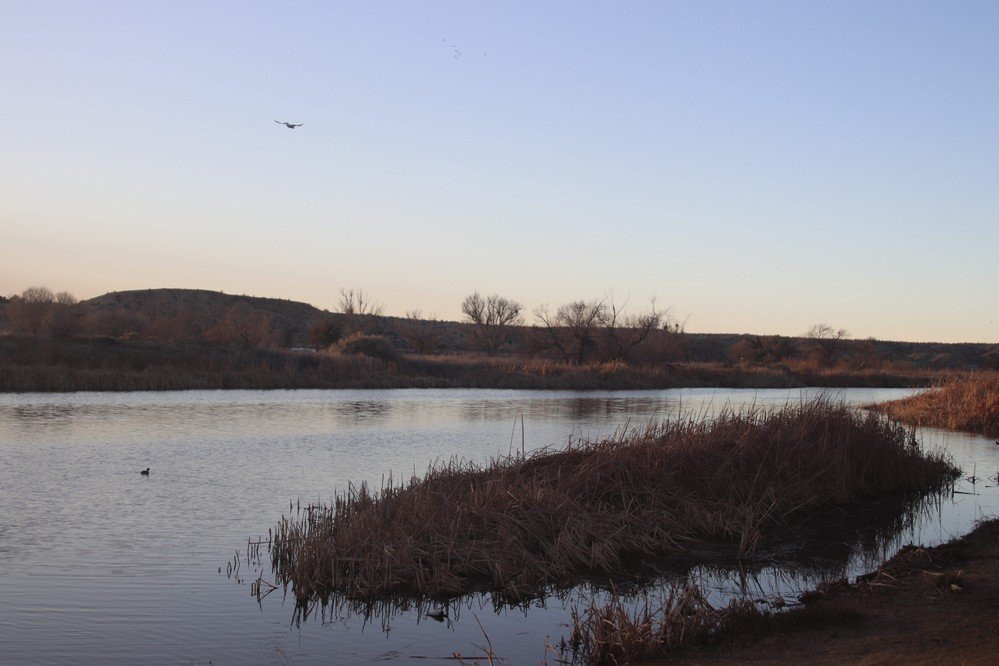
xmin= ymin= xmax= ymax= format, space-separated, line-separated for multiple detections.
xmin=564 ymin=578 xmax=871 ymax=664
xmin=262 ymin=400 xmax=957 ymax=608
xmin=231 ymin=487 xmax=952 ymax=665
xmin=567 ymin=582 xmax=756 ymax=663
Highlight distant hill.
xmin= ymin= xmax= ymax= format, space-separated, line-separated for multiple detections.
xmin=82 ymin=288 xmax=473 ymax=350
xmin=86 ymin=288 xmax=326 ymax=323
xmin=75 ymin=288 xmax=998 ymax=370
xmin=84 ymin=288 xmax=331 ymax=345
xmin=677 ymin=332 xmax=998 ymax=371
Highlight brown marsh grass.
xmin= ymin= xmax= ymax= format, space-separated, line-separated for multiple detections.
xmin=403 ymin=354 xmax=931 ymax=390
xmin=871 ymin=372 xmax=999 ymax=438
xmin=0 ymin=335 xmax=935 ymax=392
xmin=564 ymin=581 xmax=868 ymax=664
xmin=267 ymin=400 xmax=957 ymax=605
xmin=566 ymin=584 xmax=758 ymax=663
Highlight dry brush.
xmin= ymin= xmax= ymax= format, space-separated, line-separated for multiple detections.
xmin=871 ymin=372 xmax=999 ymax=438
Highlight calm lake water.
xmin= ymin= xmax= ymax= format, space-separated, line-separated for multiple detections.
xmin=1 ymin=387 xmax=997 ymax=664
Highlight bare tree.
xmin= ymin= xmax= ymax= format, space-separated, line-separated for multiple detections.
xmin=534 ymin=299 xmax=608 ymax=363
xmin=335 ymin=288 xmax=384 ymax=338
xmin=4 ymin=287 xmax=85 ymax=339
xmin=602 ymin=296 xmax=679 ymax=362
xmin=337 ymin=288 xmax=384 ymax=316
xmin=48 ymin=291 xmax=83 ymax=340
xmin=7 ymin=287 xmax=53 ymax=337
xmin=21 ymin=286 xmax=54 ymax=302
xmin=460 ymin=292 xmax=524 ymax=353
xmin=534 ymin=295 xmax=686 ymax=364
xmin=805 ymin=323 xmax=850 ymax=367
xmin=396 ymin=310 xmax=439 ymax=354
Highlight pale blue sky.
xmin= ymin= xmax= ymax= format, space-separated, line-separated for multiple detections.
xmin=2 ymin=1 xmax=997 ymax=342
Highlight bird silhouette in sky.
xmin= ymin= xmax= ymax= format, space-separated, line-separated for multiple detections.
xmin=442 ymin=38 xmax=463 ymax=59
xmin=274 ymin=120 xmax=303 ymax=129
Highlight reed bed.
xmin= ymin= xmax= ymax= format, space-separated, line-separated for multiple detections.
xmin=871 ymin=372 xmax=999 ymax=438
xmin=267 ymin=400 xmax=956 ymax=605
xmin=566 ymin=584 xmax=760 ymax=664
xmin=564 ymin=581 xmax=867 ymax=664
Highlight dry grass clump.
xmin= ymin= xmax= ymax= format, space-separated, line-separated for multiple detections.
xmin=871 ymin=372 xmax=999 ymax=438
xmin=335 ymin=333 xmax=400 ymax=363
xmin=268 ymin=401 xmax=956 ymax=604
xmin=565 ymin=582 xmax=868 ymax=664
xmin=567 ymin=585 xmax=759 ymax=663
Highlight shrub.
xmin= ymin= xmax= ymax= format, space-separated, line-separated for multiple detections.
xmin=337 ymin=333 xmax=399 ymax=363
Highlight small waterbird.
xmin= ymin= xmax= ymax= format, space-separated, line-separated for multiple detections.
xmin=274 ymin=120 xmax=302 ymax=129
xmin=426 ymin=609 xmax=447 ymax=622
xmin=140 ymin=467 xmax=150 ymax=476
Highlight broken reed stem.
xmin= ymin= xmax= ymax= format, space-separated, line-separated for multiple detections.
xmin=472 ymin=613 xmax=496 ymax=666
xmin=267 ymin=399 xmax=958 ymax=605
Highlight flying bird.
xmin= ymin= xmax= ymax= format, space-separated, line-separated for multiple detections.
xmin=274 ymin=120 xmax=303 ymax=129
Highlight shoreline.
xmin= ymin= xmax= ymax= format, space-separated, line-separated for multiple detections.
xmin=0 ymin=360 xmax=935 ymax=395
xmin=660 ymin=516 xmax=999 ymax=664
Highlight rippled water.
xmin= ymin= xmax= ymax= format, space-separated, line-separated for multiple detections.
xmin=1 ymin=387 xmax=997 ymax=664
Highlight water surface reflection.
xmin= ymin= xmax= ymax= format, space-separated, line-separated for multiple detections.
xmin=1 ymin=387 xmax=996 ymax=664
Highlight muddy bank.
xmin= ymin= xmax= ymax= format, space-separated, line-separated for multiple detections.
xmin=678 ymin=517 xmax=999 ymax=665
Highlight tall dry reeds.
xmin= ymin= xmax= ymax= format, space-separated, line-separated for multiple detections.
xmin=268 ymin=401 xmax=957 ymax=605
xmin=566 ymin=584 xmax=760 ymax=664
xmin=871 ymin=372 xmax=999 ymax=438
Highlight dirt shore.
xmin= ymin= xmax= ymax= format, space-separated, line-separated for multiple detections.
xmin=675 ymin=518 xmax=999 ymax=665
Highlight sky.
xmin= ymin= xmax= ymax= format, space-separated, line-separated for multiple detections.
xmin=2 ymin=1 xmax=998 ymax=343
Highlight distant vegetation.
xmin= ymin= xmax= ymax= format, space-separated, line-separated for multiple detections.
xmin=264 ymin=400 xmax=958 ymax=603
xmin=871 ymin=372 xmax=999 ymax=438
xmin=0 ymin=285 xmax=996 ymax=392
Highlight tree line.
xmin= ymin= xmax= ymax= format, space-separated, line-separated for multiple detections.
xmin=7 ymin=285 xmax=984 ymax=371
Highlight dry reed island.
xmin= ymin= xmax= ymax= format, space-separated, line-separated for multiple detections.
xmin=561 ymin=376 xmax=999 ymax=664
xmin=267 ymin=400 xmax=957 ymax=605
xmin=871 ymin=372 xmax=999 ymax=438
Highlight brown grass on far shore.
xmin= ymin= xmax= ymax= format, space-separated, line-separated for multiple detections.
xmin=870 ymin=372 xmax=999 ymax=438
xmin=0 ymin=335 xmax=939 ymax=393
xmin=402 ymin=354 xmax=932 ymax=390
xmin=267 ymin=401 xmax=957 ymax=605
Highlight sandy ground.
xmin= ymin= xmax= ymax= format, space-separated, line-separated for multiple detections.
xmin=670 ymin=518 xmax=999 ymax=665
